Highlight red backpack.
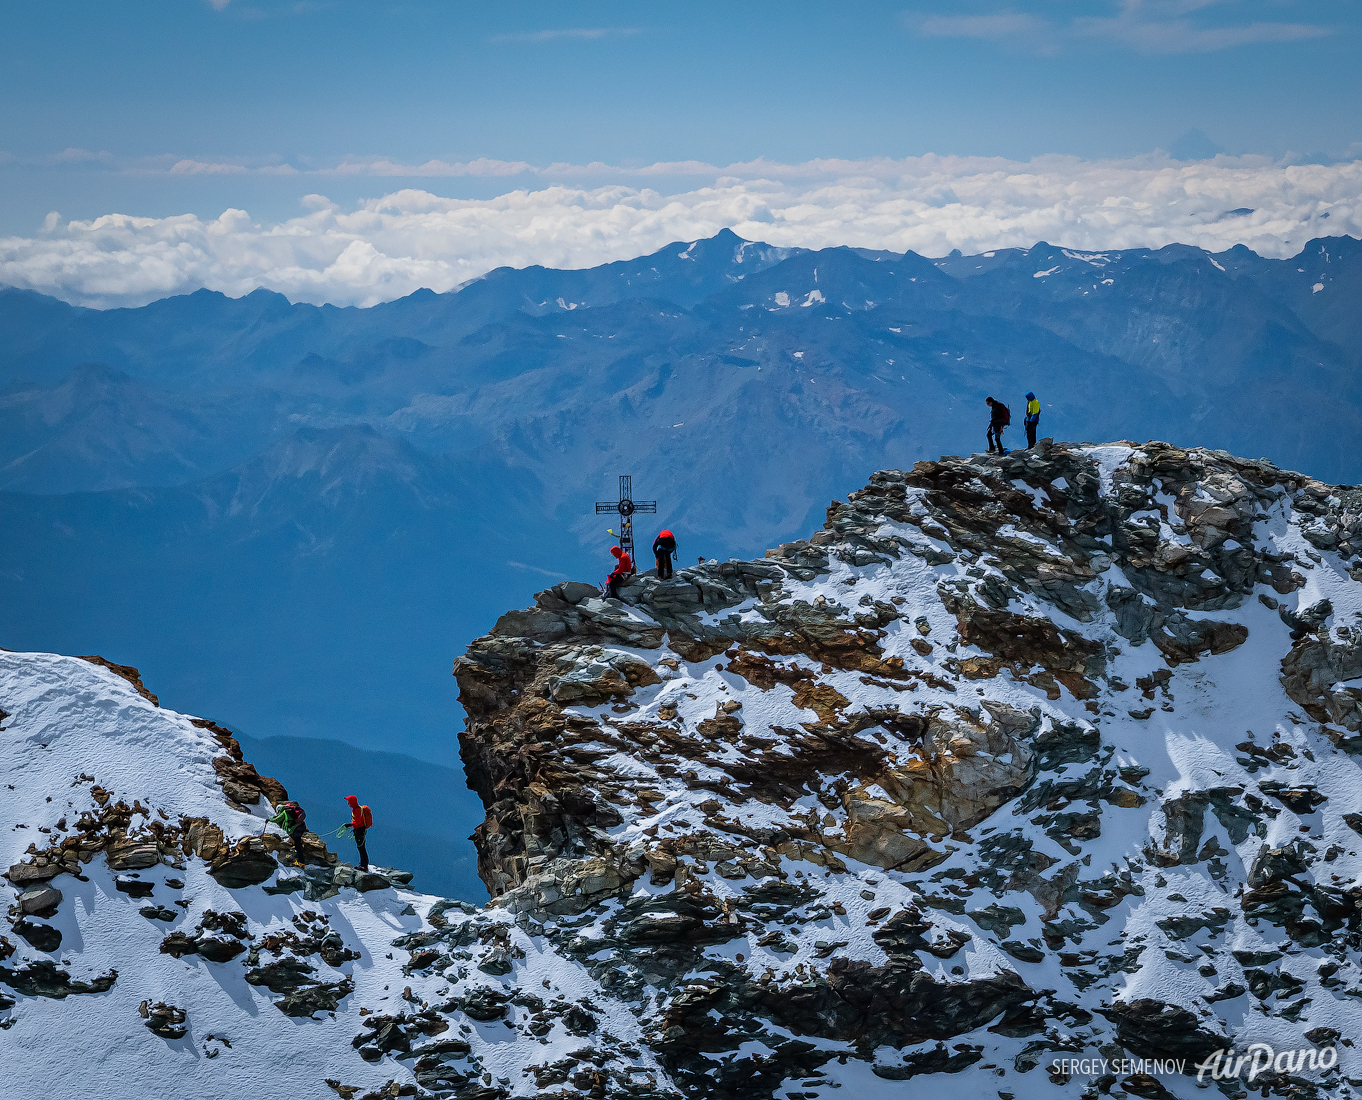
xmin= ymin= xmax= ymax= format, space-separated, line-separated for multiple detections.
xmin=998 ymin=402 xmax=1011 ymax=426
xmin=360 ymin=805 xmax=373 ymax=828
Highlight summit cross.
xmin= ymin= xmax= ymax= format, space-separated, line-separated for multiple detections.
xmin=595 ymin=474 xmax=656 ymax=571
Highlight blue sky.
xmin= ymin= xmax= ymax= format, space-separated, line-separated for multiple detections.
xmin=1 ymin=1 xmax=1359 ymax=304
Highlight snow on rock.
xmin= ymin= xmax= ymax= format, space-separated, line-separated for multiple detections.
xmin=452 ymin=438 xmax=1362 ymax=1099
xmin=0 ymin=653 xmax=663 ymax=1100
xmin=10 ymin=437 xmax=1362 ymax=1099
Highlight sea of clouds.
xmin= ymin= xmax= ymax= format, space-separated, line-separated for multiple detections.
xmin=1 ymin=154 xmax=1358 ymax=309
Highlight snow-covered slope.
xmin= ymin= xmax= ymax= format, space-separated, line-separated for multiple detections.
xmin=9 ymin=437 xmax=1362 ymax=1099
xmin=0 ymin=653 xmax=663 ymax=1099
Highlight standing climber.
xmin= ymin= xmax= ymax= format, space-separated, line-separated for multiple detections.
xmin=653 ymin=529 xmax=677 ymax=580
xmin=341 ymin=795 xmax=372 ymax=871
xmin=985 ymin=396 xmax=1010 ymax=455
xmin=267 ymin=799 xmax=308 ymax=865
xmin=1024 ymin=391 xmax=1041 ymax=448
xmin=606 ymin=544 xmax=633 ymax=599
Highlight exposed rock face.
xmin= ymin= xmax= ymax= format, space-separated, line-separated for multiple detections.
xmin=9 ymin=439 xmax=1362 ymax=1099
xmin=446 ymin=440 xmax=1362 ymax=1097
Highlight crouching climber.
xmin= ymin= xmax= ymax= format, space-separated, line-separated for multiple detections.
xmin=606 ymin=544 xmax=633 ymax=599
xmin=341 ymin=795 xmax=372 ymax=871
xmin=267 ymin=799 xmax=308 ymax=866
xmin=653 ymin=529 xmax=677 ymax=580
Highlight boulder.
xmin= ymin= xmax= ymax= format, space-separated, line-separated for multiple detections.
xmin=222 ymin=778 xmax=261 ymax=805
xmin=245 ymin=957 xmax=316 ymax=995
xmin=17 ymin=883 xmax=62 ymax=917
xmin=195 ymin=936 xmax=247 ymax=963
xmin=141 ymin=1000 xmax=188 ymax=1039
xmin=14 ymin=920 xmax=62 ymax=952
xmin=1102 ymin=998 xmax=1227 ymax=1061
xmin=114 ymin=876 xmax=155 ymax=898
xmin=181 ymin=818 xmax=226 ymax=862
xmin=5 ymin=861 xmax=61 ymax=886
xmin=275 ymin=978 xmax=353 ymax=1018
xmin=159 ymin=932 xmax=199 ymax=958
xmin=0 ymin=960 xmax=117 ymax=999
xmin=106 ymin=836 xmax=162 ymax=871
xmin=208 ymin=840 xmax=278 ymax=888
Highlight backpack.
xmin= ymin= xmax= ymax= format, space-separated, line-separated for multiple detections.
xmin=998 ymin=402 xmax=1011 ymax=426
xmin=360 ymin=805 xmax=373 ymax=828
xmin=282 ymin=800 xmax=305 ymax=829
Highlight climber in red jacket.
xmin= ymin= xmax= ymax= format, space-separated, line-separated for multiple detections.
xmin=341 ymin=794 xmax=372 ymax=871
xmin=606 ymin=545 xmax=633 ymax=599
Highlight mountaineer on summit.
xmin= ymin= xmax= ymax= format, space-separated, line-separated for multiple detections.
xmin=985 ymin=396 xmax=1010 ymax=455
xmin=1024 ymin=391 xmax=1041 ymax=448
xmin=652 ymin=529 xmax=677 ymax=580
xmin=606 ymin=544 xmax=633 ymax=599
xmin=340 ymin=795 xmax=372 ymax=871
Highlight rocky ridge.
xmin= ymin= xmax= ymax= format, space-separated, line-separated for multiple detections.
xmin=9 ymin=438 xmax=1362 ymax=1099
xmin=450 ymin=439 xmax=1362 ymax=1099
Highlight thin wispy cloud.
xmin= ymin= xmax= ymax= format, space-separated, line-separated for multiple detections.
xmin=488 ymin=27 xmax=640 ymax=45
xmin=909 ymin=0 xmax=1330 ymax=54
xmin=3 ymin=154 xmax=1357 ymax=309
xmin=916 ymin=13 xmax=1046 ymax=40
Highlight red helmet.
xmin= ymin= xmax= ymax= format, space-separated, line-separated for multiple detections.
xmin=611 ymin=546 xmax=623 ymax=557
xmin=658 ymin=529 xmax=673 ymax=538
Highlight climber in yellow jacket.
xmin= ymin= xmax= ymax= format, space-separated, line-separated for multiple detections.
xmin=1024 ymin=391 xmax=1041 ymax=448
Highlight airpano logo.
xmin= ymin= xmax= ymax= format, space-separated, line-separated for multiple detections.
xmin=1193 ymin=1043 xmax=1338 ymax=1083
xmin=1049 ymin=1044 xmax=1340 ymax=1085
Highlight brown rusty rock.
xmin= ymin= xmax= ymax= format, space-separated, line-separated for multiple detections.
xmin=106 ymin=836 xmax=162 ymax=871
xmin=77 ymin=655 xmax=159 ymax=705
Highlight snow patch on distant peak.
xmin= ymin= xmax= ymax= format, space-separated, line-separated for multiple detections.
xmin=1061 ymin=249 xmax=1113 ymax=266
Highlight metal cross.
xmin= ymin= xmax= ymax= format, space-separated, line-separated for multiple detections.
xmin=595 ymin=474 xmax=656 ymax=571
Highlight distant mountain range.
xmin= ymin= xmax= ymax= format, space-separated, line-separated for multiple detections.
xmin=3 ymin=228 xmax=1359 ymax=899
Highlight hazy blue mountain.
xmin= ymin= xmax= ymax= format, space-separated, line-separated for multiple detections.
xmin=1211 ymin=234 xmax=1362 ymax=359
xmin=0 ymin=362 xmax=285 ymax=492
xmin=1 ymin=425 xmax=550 ymax=767
xmin=3 ymin=229 xmax=1360 ymax=897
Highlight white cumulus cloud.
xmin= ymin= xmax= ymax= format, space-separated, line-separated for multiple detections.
xmin=1 ymin=154 xmax=1358 ymax=309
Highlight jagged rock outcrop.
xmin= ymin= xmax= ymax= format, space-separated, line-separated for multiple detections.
xmin=446 ymin=440 xmax=1362 ymax=1098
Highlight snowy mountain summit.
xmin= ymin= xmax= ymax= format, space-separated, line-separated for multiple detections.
xmin=8 ymin=438 xmax=1362 ymax=1099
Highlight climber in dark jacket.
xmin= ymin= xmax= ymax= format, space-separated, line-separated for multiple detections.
xmin=607 ymin=545 xmax=633 ymax=599
xmin=985 ymin=396 xmax=1010 ymax=455
xmin=652 ymin=530 xmax=677 ymax=580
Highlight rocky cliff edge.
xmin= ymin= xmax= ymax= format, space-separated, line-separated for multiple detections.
xmin=451 ymin=439 xmax=1362 ymax=1099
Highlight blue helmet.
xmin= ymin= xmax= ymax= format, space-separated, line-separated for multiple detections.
xmin=1025 ymin=391 xmax=1035 ymax=399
